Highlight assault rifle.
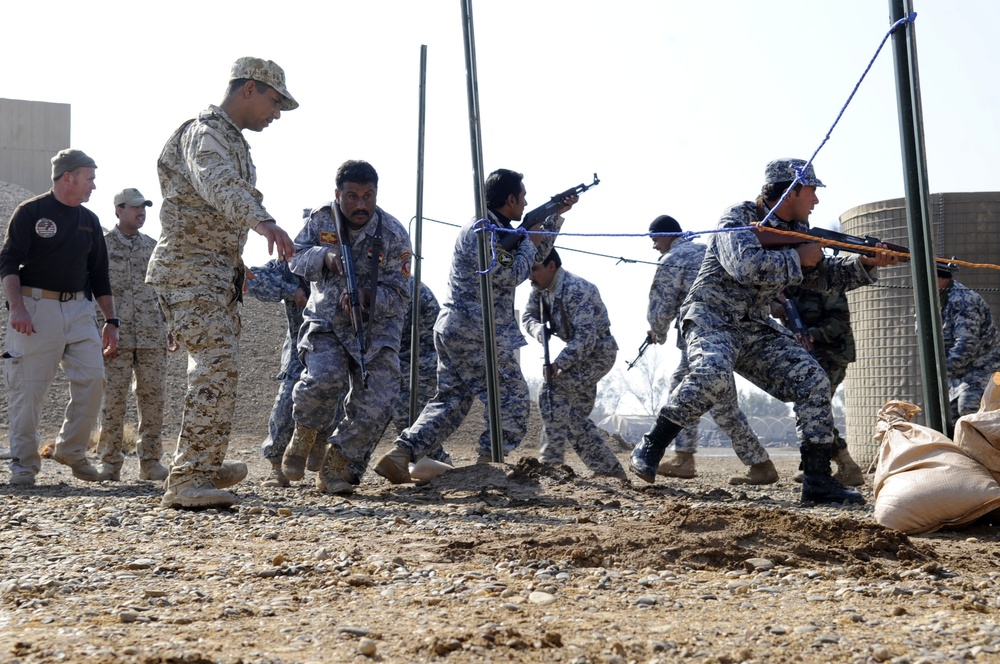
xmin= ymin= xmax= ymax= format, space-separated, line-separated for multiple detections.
xmin=777 ymin=294 xmax=813 ymax=354
xmin=499 ymin=173 xmax=600 ymax=251
xmin=539 ymin=300 xmax=555 ymax=418
xmin=332 ymin=203 xmax=370 ymax=387
xmin=626 ymin=336 xmax=651 ymax=371
xmin=752 ymin=224 xmax=910 ymax=261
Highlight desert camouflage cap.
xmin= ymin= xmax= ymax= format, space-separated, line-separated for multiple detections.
xmin=230 ymin=57 xmax=299 ymax=111
xmin=113 ymin=188 xmax=152 ymax=208
xmin=763 ymin=158 xmax=825 ymax=187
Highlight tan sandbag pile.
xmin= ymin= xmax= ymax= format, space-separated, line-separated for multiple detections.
xmin=872 ymin=380 xmax=1000 ymax=535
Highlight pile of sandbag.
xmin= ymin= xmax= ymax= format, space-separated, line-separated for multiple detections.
xmin=873 ymin=375 xmax=1000 ymax=534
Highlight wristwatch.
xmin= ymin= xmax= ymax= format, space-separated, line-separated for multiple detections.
xmin=105 ymin=318 xmax=121 ymax=327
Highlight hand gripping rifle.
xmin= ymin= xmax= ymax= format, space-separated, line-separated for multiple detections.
xmin=499 ymin=173 xmax=600 ymax=252
xmin=333 ymin=203 xmax=371 ymax=388
xmin=626 ymin=336 xmax=651 ymax=371
xmin=777 ymin=293 xmax=813 ymax=354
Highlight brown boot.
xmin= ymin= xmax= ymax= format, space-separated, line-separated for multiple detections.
xmin=832 ymin=447 xmax=864 ymax=486
xmin=728 ymin=459 xmax=779 ymax=485
xmin=656 ymin=451 xmax=695 ymax=478
xmin=306 ymin=439 xmax=327 ymax=472
xmin=374 ymin=445 xmax=413 ymax=484
xmin=262 ymin=460 xmax=290 ymax=488
xmin=315 ymin=446 xmax=354 ymax=495
xmin=282 ymin=426 xmax=317 ymax=482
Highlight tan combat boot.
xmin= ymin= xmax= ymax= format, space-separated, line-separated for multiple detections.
xmin=832 ymin=447 xmax=864 ymax=486
xmin=306 ymin=439 xmax=327 ymax=472
xmin=97 ymin=460 xmax=124 ymax=482
xmin=139 ymin=459 xmax=169 ymax=482
xmin=728 ymin=459 xmax=779 ymax=485
xmin=52 ymin=453 xmax=102 ymax=482
xmin=162 ymin=473 xmax=237 ymax=509
xmin=212 ymin=461 xmax=248 ymax=489
xmin=315 ymin=445 xmax=354 ymax=495
xmin=282 ymin=426 xmax=318 ymax=481
xmin=656 ymin=451 xmax=695 ymax=478
xmin=262 ymin=460 xmax=290 ymax=487
xmin=373 ymin=445 xmax=414 ymax=484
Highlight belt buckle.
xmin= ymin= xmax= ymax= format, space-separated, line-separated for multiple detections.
xmin=59 ymin=292 xmax=74 ymax=302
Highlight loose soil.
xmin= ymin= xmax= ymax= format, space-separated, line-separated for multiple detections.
xmin=1 ymin=297 xmax=998 ymax=664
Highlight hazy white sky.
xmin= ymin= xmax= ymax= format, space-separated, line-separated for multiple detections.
xmin=3 ymin=0 xmax=998 ymax=409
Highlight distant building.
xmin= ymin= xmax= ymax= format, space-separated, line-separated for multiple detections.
xmin=0 ymin=98 xmax=71 ymax=196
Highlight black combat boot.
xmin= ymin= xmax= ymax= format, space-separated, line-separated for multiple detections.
xmin=800 ymin=444 xmax=864 ymax=504
xmin=629 ymin=416 xmax=683 ymax=483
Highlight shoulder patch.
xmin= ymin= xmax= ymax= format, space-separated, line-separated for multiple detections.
xmin=400 ymin=251 xmax=412 ymax=278
xmin=319 ymin=230 xmax=339 ymax=246
xmin=496 ymin=249 xmax=514 ymax=269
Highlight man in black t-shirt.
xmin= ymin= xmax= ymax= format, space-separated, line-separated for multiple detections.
xmin=0 ymin=149 xmax=119 ymax=487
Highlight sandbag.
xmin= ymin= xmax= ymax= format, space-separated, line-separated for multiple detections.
xmin=872 ymin=400 xmax=1000 ymax=535
xmin=952 ymin=373 xmax=1000 ymax=478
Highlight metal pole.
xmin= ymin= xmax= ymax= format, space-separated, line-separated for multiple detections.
xmin=460 ymin=0 xmax=505 ymax=461
xmin=408 ymin=45 xmax=428 ymax=427
xmin=888 ymin=0 xmax=951 ymax=433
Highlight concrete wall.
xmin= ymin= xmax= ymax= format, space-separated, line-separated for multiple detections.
xmin=0 ymin=98 xmax=71 ymax=196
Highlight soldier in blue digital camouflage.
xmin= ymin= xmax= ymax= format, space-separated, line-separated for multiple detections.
xmin=245 ymin=257 xmax=335 ymax=487
xmin=937 ymin=264 xmax=1000 ymax=420
xmin=148 ymin=56 xmax=298 ymax=508
xmin=645 ymin=215 xmax=778 ymax=486
xmin=375 ymin=169 xmax=573 ymax=482
xmin=284 ymin=160 xmax=412 ymax=495
xmin=781 ymin=286 xmax=864 ymax=485
xmin=394 ymin=282 xmax=440 ymax=433
xmin=630 ymin=158 xmax=900 ymax=504
xmin=522 ymin=249 xmax=627 ymax=479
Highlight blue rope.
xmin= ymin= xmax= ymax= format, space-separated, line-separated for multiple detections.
xmin=759 ymin=12 xmax=917 ymax=228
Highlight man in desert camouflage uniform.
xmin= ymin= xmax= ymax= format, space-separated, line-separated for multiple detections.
xmin=782 ymin=286 xmax=864 ymax=485
xmin=522 ymin=249 xmax=626 ymax=479
xmin=375 ymin=169 xmax=573 ymax=482
xmin=630 ymin=159 xmax=899 ymax=505
xmin=147 ymin=57 xmax=298 ymax=508
xmin=645 ymin=214 xmax=777 ymax=486
xmin=96 ymin=188 xmax=172 ymax=482
xmin=938 ymin=265 xmax=1000 ymax=419
xmin=393 ymin=282 xmax=440 ymax=433
xmin=282 ymin=160 xmax=411 ymax=495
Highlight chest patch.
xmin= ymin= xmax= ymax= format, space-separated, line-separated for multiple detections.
xmin=319 ymin=230 xmax=340 ymax=246
xmin=35 ymin=218 xmax=57 ymax=239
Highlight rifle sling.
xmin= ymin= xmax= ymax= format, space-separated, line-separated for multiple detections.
xmin=365 ymin=211 xmax=384 ymax=349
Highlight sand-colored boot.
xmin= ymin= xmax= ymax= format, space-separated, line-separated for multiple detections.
xmin=374 ymin=444 xmax=414 ymax=484
xmin=728 ymin=459 xmax=779 ymax=485
xmin=832 ymin=446 xmax=864 ymax=486
xmin=139 ymin=459 xmax=169 ymax=482
xmin=212 ymin=461 xmax=249 ymax=489
xmin=97 ymin=459 xmax=124 ymax=482
xmin=315 ymin=445 xmax=354 ymax=495
xmin=262 ymin=460 xmax=290 ymax=487
xmin=282 ymin=426 xmax=317 ymax=482
xmin=656 ymin=451 xmax=696 ymax=479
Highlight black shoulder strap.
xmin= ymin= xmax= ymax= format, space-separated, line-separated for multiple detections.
xmin=366 ymin=211 xmax=384 ymax=341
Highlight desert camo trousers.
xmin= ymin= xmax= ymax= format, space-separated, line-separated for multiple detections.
xmin=537 ymin=345 xmax=623 ymax=474
xmin=660 ymin=321 xmax=834 ymax=450
xmin=97 ymin=347 xmax=167 ymax=466
xmin=157 ymin=291 xmax=240 ymax=480
xmin=667 ymin=339 xmax=770 ymax=465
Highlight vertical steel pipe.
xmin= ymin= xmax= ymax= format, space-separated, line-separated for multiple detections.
xmin=408 ymin=45 xmax=428 ymax=428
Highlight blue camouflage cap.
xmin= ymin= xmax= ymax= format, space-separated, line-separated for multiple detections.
xmin=763 ymin=158 xmax=825 ymax=187
xmin=230 ymin=57 xmax=298 ymax=111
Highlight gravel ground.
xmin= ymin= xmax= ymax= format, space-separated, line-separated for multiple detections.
xmin=1 ymin=287 xmax=999 ymax=664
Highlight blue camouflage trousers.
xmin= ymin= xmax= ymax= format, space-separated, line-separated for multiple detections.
xmin=293 ymin=327 xmax=397 ymax=483
xmin=661 ymin=320 xmax=833 ymax=450
xmin=668 ymin=340 xmax=770 ymax=465
xmin=538 ymin=345 xmax=623 ymax=474
xmin=397 ymin=330 xmax=529 ymax=459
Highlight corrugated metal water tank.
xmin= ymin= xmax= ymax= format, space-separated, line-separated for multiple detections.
xmin=840 ymin=192 xmax=1000 ymax=467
